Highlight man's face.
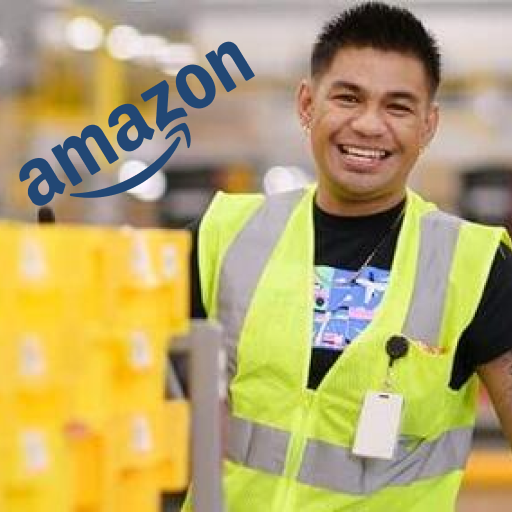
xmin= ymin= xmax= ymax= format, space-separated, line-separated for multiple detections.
xmin=297 ymin=46 xmax=439 ymax=211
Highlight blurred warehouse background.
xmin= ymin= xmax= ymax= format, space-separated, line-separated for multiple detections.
xmin=0 ymin=0 xmax=511 ymax=510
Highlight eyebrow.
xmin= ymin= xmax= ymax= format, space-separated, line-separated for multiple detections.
xmin=329 ymin=80 xmax=420 ymax=105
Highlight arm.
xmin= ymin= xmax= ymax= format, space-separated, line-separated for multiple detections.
xmin=477 ymin=350 xmax=512 ymax=448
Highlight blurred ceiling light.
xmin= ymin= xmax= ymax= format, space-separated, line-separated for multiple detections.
xmin=0 ymin=38 xmax=8 ymax=67
xmin=65 ymin=16 xmax=104 ymax=52
xmin=106 ymin=25 xmax=142 ymax=60
xmin=155 ymin=43 xmax=198 ymax=68
xmin=119 ymin=160 xmax=166 ymax=201
xmin=263 ymin=166 xmax=310 ymax=195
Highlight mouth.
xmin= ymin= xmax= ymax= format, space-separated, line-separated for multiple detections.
xmin=337 ymin=144 xmax=392 ymax=162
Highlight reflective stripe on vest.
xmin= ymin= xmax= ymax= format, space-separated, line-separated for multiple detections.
xmin=227 ymin=412 xmax=473 ymax=493
xmin=297 ymin=427 xmax=472 ymax=494
xmin=219 ymin=191 xmax=468 ymax=492
xmin=226 ymin=414 xmax=289 ymax=475
xmin=402 ymin=211 xmax=462 ymax=346
xmin=218 ymin=188 xmax=306 ymax=386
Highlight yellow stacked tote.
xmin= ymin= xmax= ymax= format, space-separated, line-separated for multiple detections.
xmin=0 ymin=223 xmax=100 ymax=512
xmin=0 ymin=222 xmax=191 ymax=512
xmin=100 ymin=227 xmax=191 ymax=512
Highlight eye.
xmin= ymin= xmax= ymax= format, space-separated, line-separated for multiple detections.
xmin=388 ymin=103 xmax=413 ymax=114
xmin=333 ymin=93 xmax=359 ymax=105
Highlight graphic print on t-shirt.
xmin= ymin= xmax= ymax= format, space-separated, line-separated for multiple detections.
xmin=313 ymin=265 xmax=390 ymax=351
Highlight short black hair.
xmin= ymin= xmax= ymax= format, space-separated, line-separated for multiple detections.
xmin=311 ymin=2 xmax=441 ymax=97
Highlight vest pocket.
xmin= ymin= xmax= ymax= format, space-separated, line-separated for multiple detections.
xmin=392 ymin=339 xmax=453 ymax=437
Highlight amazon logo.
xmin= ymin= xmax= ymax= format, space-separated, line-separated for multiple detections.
xmin=20 ymin=41 xmax=255 ymax=206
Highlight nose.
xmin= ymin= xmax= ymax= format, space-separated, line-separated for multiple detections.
xmin=350 ymin=106 xmax=386 ymax=138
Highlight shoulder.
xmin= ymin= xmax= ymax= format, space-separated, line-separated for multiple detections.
xmin=409 ymin=190 xmax=508 ymax=236
xmin=197 ymin=190 xmax=263 ymax=238
xmin=412 ymin=190 xmax=510 ymax=249
xmin=200 ymin=188 xmax=311 ymax=238
xmin=204 ymin=190 xmax=264 ymax=220
xmin=186 ymin=191 xmax=264 ymax=235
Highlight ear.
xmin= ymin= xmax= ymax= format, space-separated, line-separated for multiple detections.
xmin=421 ymin=102 xmax=439 ymax=148
xmin=296 ymin=79 xmax=314 ymax=129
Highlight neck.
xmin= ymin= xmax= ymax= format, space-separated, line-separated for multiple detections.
xmin=315 ymin=187 xmax=407 ymax=217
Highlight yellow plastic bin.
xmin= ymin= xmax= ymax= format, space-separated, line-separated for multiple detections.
xmin=159 ymin=399 xmax=190 ymax=493
xmin=1 ymin=423 xmax=72 ymax=512
xmin=103 ymin=407 xmax=174 ymax=512
xmin=101 ymin=229 xmax=190 ymax=334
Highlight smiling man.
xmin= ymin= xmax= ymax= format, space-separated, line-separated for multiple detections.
xmin=185 ymin=2 xmax=512 ymax=511
xmin=300 ymin=45 xmax=438 ymax=216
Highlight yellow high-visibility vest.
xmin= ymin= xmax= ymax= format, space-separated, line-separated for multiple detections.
xmin=186 ymin=185 xmax=510 ymax=512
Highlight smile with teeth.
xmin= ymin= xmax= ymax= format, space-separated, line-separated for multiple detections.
xmin=339 ymin=145 xmax=391 ymax=161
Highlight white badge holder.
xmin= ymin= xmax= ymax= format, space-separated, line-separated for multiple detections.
xmin=352 ymin=391 xmax=403 ymax=460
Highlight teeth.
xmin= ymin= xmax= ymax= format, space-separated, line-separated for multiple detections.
xmin=341 ymin=145 xmax=387 ymax=159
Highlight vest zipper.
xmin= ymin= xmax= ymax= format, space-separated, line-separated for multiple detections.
xmin=272 ymin=390 xmax=315 ymax=512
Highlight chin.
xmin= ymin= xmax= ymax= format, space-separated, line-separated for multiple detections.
xmin=330 ymin=173 xmax=390 ymax=198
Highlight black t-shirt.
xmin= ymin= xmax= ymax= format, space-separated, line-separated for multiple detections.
xmin=189 ymin=198 xmax=512 ymax=391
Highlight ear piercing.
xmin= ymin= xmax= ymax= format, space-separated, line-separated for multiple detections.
xmin=301 ymin=117 xmax=312 ymax=135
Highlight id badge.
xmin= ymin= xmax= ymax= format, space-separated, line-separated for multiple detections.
xmin=352 ymin=391 xmax=403 ymax=460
